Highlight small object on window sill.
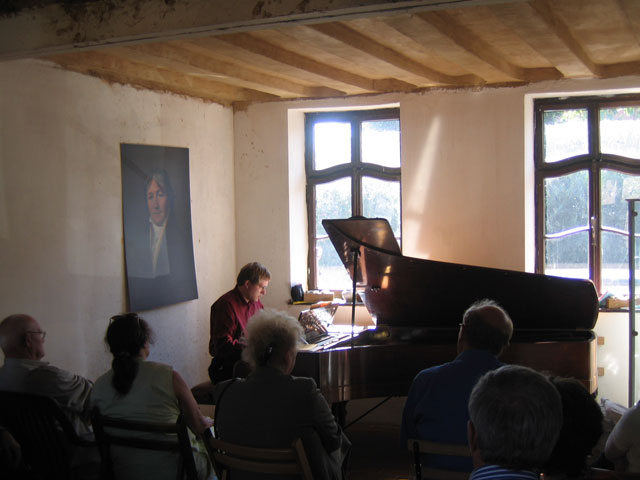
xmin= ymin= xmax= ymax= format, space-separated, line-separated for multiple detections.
xmin=303 ymin=290 xmax=335 ymax=303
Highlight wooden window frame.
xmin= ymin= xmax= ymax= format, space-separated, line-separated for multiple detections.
xmin=305 ymin=108 xmax=401 ymax=290
xmin=534 ymin=94 xmax=640 ymax=294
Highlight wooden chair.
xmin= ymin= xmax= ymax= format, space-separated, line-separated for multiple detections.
xmin=408 ymin=438 xmax=472 ymax=480
xmin=588 ymin=467 xmax=640 ymax=479
xmin=0 ymin=390 xmax=97 ymax=480
xmin=91 ymin=407 xmax=198 ymax=480
xmin=203 ymin=428 xmax=314 ymax=480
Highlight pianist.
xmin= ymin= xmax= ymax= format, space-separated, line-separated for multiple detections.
xmin=400 ymin=299 xmax=513 ymax=472
xmin=208 ymin=262 xmax=270 ymax=384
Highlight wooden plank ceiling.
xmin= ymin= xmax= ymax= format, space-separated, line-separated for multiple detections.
xmin=7 ymin=0 xmax=640 ymax=108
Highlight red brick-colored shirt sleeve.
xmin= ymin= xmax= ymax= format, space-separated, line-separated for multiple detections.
xmin=209 ymin=287 xmax=263 ymax=357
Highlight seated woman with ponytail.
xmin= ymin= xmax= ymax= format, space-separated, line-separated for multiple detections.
xmin=91 ymin=313 xmax=214 ymax=480
xmin=212 ymin=309 xmax=351 ymax=480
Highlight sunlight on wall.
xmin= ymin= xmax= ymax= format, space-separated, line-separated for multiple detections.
xmin=403 ymin=115 xmax=442 ymax=259
xmin=287 ymin=109 xmax=308 ymax=289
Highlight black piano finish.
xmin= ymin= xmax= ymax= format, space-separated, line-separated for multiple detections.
xmin=292 ymin=218 xmax=599 ymax=402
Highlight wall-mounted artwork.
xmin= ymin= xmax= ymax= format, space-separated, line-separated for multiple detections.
xmin=121 ymin=143 xmax=198 ymax=311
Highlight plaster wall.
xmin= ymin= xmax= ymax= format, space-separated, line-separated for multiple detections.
xmin=0 ymin=59 xmax=235 ymax=386
xmin=234 ymin=76 xmax=640 ymax=409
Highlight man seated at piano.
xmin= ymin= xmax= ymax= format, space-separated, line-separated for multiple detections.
xmin=400 ymin=298 xmax=513 ymax=473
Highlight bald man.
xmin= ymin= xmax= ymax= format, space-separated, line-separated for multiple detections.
xmin=400 ymin=299 xmax=514 ymax=473
xmin=0 ymin=314 xmax=93 ymax=435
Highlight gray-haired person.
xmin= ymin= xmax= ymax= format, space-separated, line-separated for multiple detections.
xmin=212 ymin=309 xmax=351 ymax=479
xmin=468 ymin=364 xmax=563 ymax=480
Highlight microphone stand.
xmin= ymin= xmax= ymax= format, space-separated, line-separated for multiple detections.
xmin=350 ymin=246 xmax=359 ymax=349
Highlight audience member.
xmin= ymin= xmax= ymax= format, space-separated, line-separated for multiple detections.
xmin=91 ymin=313 xmax=214 ymax=480
xmin=605 ymin=399 xmax=640 ymax=473
xmin=0 ymin=425 xmax=21 ymax=476
xmin=545 ymin=377 xmax=604 ymax=479
xmin=212 ymin=309 xmax=351 ymax=480
xmin=0 ymin=313 xmax=93 ymax=435
xmin=209 ymin=262 xmax=270 ymax=383
xmin=400 ymin=299 xmax=513 ymax=472
xmin=468 ymin=364 xmax=563 ymax=479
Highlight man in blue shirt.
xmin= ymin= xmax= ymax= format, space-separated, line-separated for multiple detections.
xmin=400 ymin=299 xmax=513 ymax=472
xmin=468 ymin=365 xmax=563 ymax=480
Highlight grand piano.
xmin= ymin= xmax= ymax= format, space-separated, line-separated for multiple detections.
xmin=292 ymin=217 xmax=599 ymax=412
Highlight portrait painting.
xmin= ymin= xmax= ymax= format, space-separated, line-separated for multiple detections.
xmin=121 ymin=143 xmax=198 ymax=311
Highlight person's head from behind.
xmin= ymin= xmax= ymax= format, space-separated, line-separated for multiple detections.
xmin=146 ymin=169 xmax=173 ymax=226
xmin=0 ymin=314 xmax=46 ymax=360
xmin=242 ymin=309 xmax=303 ymax=374
xmin=468 ymin=365 xmax=562 ymax=472
xmin=546 ymin=377 xmax=603 ymax=478
xmin=105 ymin=313 xmax=154 ymax=396
xmin=459 ymin=299 xmax=513 ymax=356
xmin=236 ymin=262 xmax=271 ymax=303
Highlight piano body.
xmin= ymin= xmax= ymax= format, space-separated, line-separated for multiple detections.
xmin=292 ymin=218 xmax=599 ymax=405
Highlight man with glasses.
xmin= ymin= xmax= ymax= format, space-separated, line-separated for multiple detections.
xmin=400 ymin=299 xmax=514 ymax=473
xmin=209 ymin=262 xmax=271 ymax=384
xmin=0 ymin=314 xmax=93 ymax=435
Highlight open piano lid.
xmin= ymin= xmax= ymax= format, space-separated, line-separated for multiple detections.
xmin=323 ymin=217 xmax=599 ymax=330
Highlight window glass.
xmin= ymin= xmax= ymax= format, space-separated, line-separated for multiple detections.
xmin=544 ymin=171 xmax=589 ymax=235
xmin=361 ymin=119 xmax=401 ymax=168
xmin=314 ymin=122 xmax=350 ymax=170
xmin=601 ymin=170 xmax=640 ymax=231
xmin=543 ymin=109 xmax=588 ymax=163
xmin=601 ymin=231 xmax=628 ymax=297
xmin=545 ymin=232 xmax=589 ymax=280
xmin=544 ymin=171 xmax=589 ymax=279
xmin=316 ymin=237 xmax=352 ymax=290
xmin=600 ymin=106 xmax=640 ymax=159
xmin=362 ymin=176 xmax=401 ymax=238
xmin=314 ymin=178 xmax=351 ymax=236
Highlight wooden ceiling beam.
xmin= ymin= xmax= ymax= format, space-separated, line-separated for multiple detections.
xmin=528 ymin=0 xmax=604 ymax=76
xmin=47 ymin=50 xmax=278 ymax=104
xmin=128 ymin=40 xmax=347 ymax=98
xmin=218 ymin=32 xmax=417 ymax=93
xmin=0 ymin=0 xmax=527 ymax=60
xmin=309 ymin=22 xmax=485 ymax=86
xmin=417 ymin=9 xmax=562 ymax=81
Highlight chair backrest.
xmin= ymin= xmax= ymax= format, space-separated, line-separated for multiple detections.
xmin=0 ymin=390 xmax=95 ymax=480
xmin=408 ymin=439 xmax=471 ymax=480
xmin=203 ymin=428 xmax=314 ymax=480
xmin=588 ymin=468 xmax=640 ymax=479
xmin=91 ymin=407 xmax=198 ymax=480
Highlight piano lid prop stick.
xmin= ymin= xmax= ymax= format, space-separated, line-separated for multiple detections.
xmin=350 ymin=246 xmax=359 ymax=349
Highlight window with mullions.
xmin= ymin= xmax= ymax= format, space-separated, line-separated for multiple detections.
xmin=535 ymin=95 xmax=640 ymax=297
xmin=306 ymin=108 xmax=401 ymax=290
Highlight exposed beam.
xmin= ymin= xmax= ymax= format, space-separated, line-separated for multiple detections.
xmin=218 ymin=32 xmax=417 ymax=93
xmin=128 ymin=40 xmax=347 ymax=98
xmin=528 ymin=0 xmax=604 ymax=76
xmin=47 ymin=50 xmax=278 ymax=104
xmin=617 ymin=0 xmax=640 ymax=51
xmin=417 ymin=9 xmax=562 ymax=81
xmin=0 ymin=0 xmax=528 ymax=61
xmin=309 ymin=22 xmax=485 ymax=85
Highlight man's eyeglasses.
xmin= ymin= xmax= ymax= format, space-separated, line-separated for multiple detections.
xmin=26 ymin=330 xmax=46 ymax=339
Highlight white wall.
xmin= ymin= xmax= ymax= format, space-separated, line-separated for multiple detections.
xmin=2 ymin=57 xmax=639 ymax=405
xmin=234 ymin=76 xmax=640 ymax=405
xmin=0 ymin=59 xmax=235 ymax=387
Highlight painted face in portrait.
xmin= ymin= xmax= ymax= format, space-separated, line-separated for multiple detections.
xmin=147 ymin=179 xmax=169 ymax=226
